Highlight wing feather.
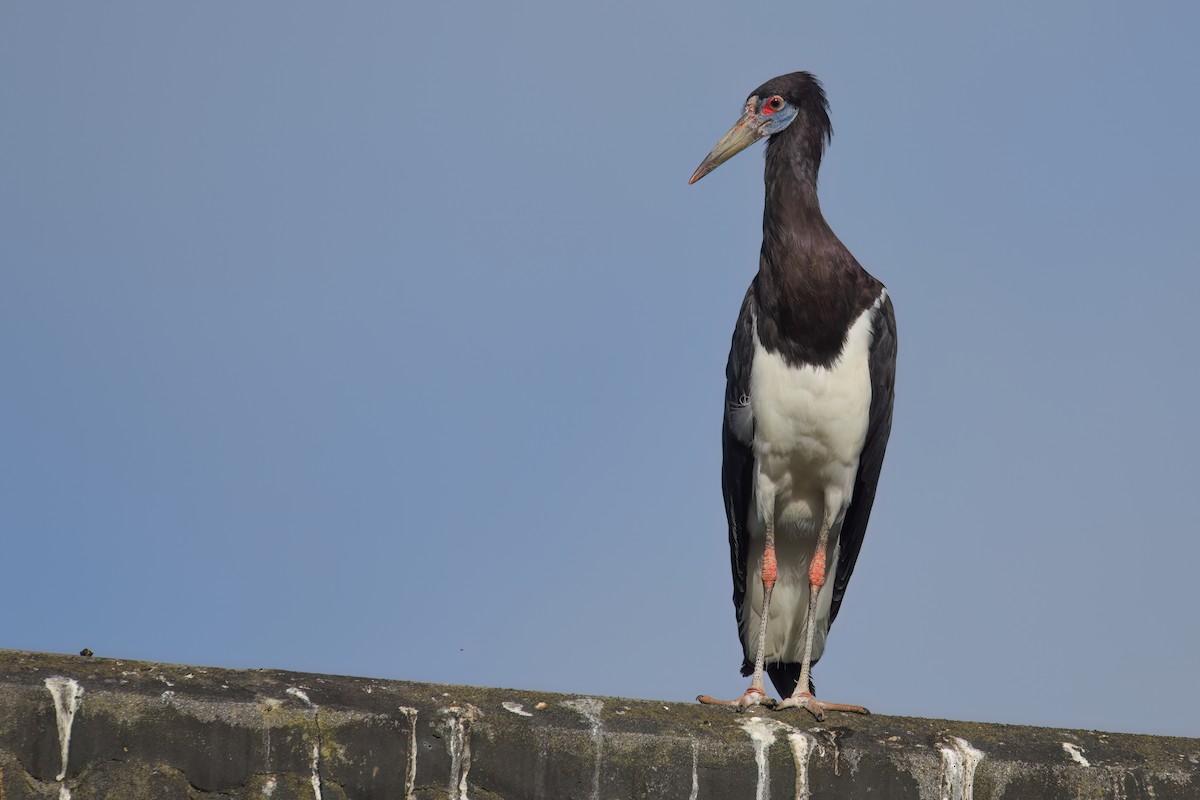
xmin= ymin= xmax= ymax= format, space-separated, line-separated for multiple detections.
xmin=721 ymin=286 xmax=757 ymax=670
xmin=829 ymin=291 xmax=897 ymax=625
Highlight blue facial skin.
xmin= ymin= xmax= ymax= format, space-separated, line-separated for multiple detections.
xmin=757 ymin=101 xmax=799 ymax=137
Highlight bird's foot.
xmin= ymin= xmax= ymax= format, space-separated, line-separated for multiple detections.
xmin=697 ymin=687 xmax=776 ymax=711
xmin=774 ymin=692 xmax=869 ymax=722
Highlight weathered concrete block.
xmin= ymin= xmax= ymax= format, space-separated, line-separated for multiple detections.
xmin=0 ymin=648 xmax=1195 ymax=799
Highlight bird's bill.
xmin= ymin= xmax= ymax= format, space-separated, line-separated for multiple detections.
xmin=689 ymin=105 xmax=767 ymax=185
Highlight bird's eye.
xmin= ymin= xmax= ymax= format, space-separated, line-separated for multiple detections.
xmin=762 ymin=96 xmax=785 ymax=115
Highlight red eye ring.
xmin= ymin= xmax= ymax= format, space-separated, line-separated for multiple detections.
xmin=762 ymin=95 xmax=785 ymax=115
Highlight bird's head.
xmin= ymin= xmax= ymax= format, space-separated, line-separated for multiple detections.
xmin=689 ymin=72 xmax=831 ymax=185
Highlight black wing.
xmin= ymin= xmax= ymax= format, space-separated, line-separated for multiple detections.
xmin=828 ymin=290 xmax=897 ymax=626
xmin=721 ymin=285 xmax=757 ymax=671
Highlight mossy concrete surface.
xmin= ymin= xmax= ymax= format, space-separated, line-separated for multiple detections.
xmin=0 ymin=648 xmax=1196 ymax=799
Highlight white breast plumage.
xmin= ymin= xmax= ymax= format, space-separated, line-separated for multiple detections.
xmin=750 ymin=297 xmax=879 ymax=517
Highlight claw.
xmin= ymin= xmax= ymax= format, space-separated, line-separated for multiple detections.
xmin=774 ymin=692 xmax=869 ymax=721
xmin=697 ymin=688 xmax=775 ymax=711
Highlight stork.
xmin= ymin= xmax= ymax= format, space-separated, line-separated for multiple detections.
xmin=690 ymin=72 xmax=896 ymax=719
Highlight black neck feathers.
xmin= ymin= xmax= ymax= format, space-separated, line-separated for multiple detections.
xmin=751 ymin=77 xmax=879 ymax=369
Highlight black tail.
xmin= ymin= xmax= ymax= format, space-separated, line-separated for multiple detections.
xmin=767 ymin=663 xmax=816 ymax=697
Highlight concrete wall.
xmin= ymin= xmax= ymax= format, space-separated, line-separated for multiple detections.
xmin=0 ymin=648 xmax=1195 ymax=799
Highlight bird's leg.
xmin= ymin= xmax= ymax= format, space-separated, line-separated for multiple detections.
xmin=747 ymin=528 xmax=777 ymax=693
xmin=775 ymin=520 xmax=870 ymax=721
xmin=795 ymin=524 xmax=827 ymax=694
xmin=697 ymin=518 xmax=777 ymax=710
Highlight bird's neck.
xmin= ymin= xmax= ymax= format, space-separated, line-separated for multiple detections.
xmin=761 ymin=137 xmax=827 ymax=252
xmin=754 ymin=140 xmax=867 ymax=368
xmin=758 ymin=143 xmax=844 ymax=291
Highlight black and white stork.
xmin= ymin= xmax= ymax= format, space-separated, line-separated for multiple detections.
xmin=690 ymin=72 xmax=896 ymax=719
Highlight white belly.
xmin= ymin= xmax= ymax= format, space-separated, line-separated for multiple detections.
xmin=739 ymin=301 xmax=877 ymax=665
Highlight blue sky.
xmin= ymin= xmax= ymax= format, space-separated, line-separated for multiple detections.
xmin=2 ymin=2 xmax=1198 ymax=738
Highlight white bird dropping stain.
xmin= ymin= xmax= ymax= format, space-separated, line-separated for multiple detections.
xmin=784 ymin=728 xmax=819 ymax=800
xmin=281 ymin=687 xmax=321 ymax=799
xmin=738 ymin=717 xmax=778 ymax=800
xmin=398 ymin=706 xmax=419 ymax=800
xmin=44 ymin=676 xmax=83 ymax=786
xmin=502 ymin=701 xmax=533 ymax=717
xmin=561 ymin=698 xmax=604 ymax=800
xmin=937 ymin=736 xmax=983 ymax=800
xmin=738 ymin=719 xmax=825 ymax=800
xmin=310 ymin=743 xmax=322 ymax=800
xmin=689 ymin=739 xmax=700 ymax=800
xmin=1062 ymin=742 xmax=1091 ymax=767
xmin=438 ymin=704 xmax=480 ymax=800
